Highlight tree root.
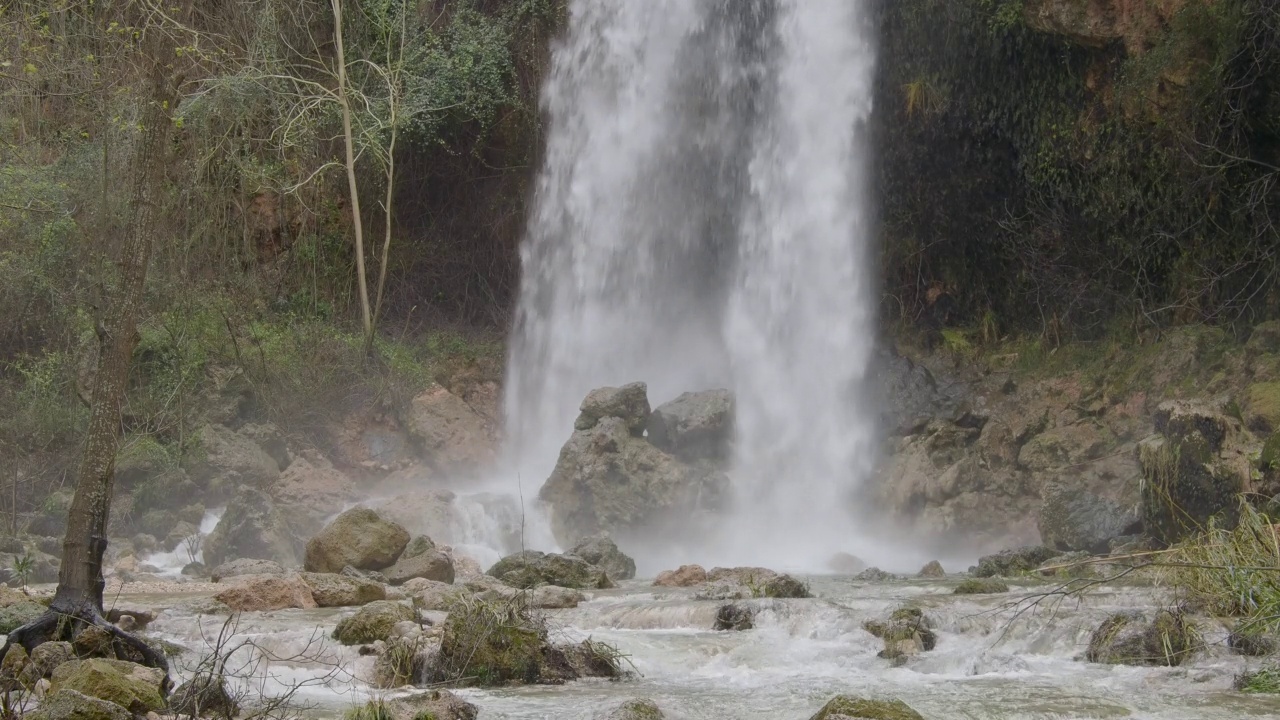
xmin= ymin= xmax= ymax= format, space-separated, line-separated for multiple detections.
xmin=0 ymin=605 xmax=171 ymax=695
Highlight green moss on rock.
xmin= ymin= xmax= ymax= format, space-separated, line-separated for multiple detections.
xmin=50 ymin=659 xmax=165 ymax=714
xmin=954 ymin=578 xmax=1010 ymax=594
xmin=332 ymin=601 xmax=416 ymax=646
xmin=808 ymin=694 xmax=925 ymax=720
xmin=1086 ymin=610 xmax=1196 ymax=666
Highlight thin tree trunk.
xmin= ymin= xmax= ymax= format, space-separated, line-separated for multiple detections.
xmin=332 ymin=0 xmax=374 ymax=343
xmin=369 ymin=3 xmax=406 ymax=353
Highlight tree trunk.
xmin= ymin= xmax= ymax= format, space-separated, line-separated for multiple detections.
xmin=1 ymin=10 xmax=182 ymax=681
xmin=332 ymin=0 xmax=375 ymax=345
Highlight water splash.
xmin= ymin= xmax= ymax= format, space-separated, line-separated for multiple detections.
xmin=505 ymin=0 xmax=881 ymax=570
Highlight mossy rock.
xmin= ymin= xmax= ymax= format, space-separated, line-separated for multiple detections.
xmin=1261 ymin=432 xmax=1280 ymax=471
xmin=332 ymin=601 xmax=416 ymax=646
xmin=435 ymin=602 xmax=546 ymax=686
xmin=26 ymin=689 xmax=132 ymax=720
xmin=954 ymin=578 xmax=1010 ymax=594
xmin=0 ymin=599 xmax=47 ymax=633
xmin=1246 ymin=382 xmax=1280 ymax=432
xmin=761 ymin=574 xmax=810 ymax=598
xmin=604 ymin=699 xmax=665 ymax=720
xmin=1086 ymin=610 xmax=1196 ymax=666
xmin=808 ymin=694 xmax=925 ymax=720
xmin=50 ymin=659 xmax=166 ymax=714
xmin=1138 ymin=433 xmax=1243 ymax=544
xmin=971 ymin=545 xmax=1061 ymax=577
xmin=486 ymin=551 xmax=613 ymax=590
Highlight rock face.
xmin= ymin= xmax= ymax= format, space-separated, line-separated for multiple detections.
xmin=299 ymin=572 xmax=387 ymax=607
xmin=384 ymin=550 xmax=455 ymax=586
xmin=213 ymin=574 xmax=317 ymax=612
xmin=487 ymin=551 xmax=614 ymax=590
xmin=202 ymin=488 xmax=299 ymax=569
xmin=1086 ymin=610 xmax=1195 ymax=666
xmin=50 ymin=659 xmax=166 ymax=714
xmin=269 ymin=454 xmax=358 ymax=540
xmin=568 ymin=535 xmax=636 ymax=581
xmin=653 ymin=565 xmax=707 ymax=587
xmin=541 ymin=409 xmax=727 ymax=545
xmin=1038 ymin=481 xmax=1140 ymax=553
xmin=1138 ymin=400 xmax=1253 ymax=544
xmin=305 ymin=508 xmax=410 ymax=573
xmin=808 ymin=694 xmax=925 ymax=720
xmin=333 ymin=601 xmax=416 ymax=645
xmin=1022 ymin=0 xmax=1198 ymax=52
xmin=646 ymin=389 xmax=734 ymax=461
xmin=402 ymin=383 xmax=495 ymax=476
xmin=185 ymin=424 xmax=282 ymax=499
xmin=575 ymin=383 xmax=651 ymax=434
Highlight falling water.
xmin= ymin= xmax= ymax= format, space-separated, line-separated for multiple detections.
xmin=505 ymin=0 xmax=882 ymax=569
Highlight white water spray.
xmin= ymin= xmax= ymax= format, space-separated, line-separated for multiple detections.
xmin=506 ymin=0 xmax=882 ymax=569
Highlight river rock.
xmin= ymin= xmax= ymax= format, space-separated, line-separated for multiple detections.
xmin=213 ymin=574 xmax=317 ymax=612
xmin=828 ymin=552 xmax=866 ymax=574
xmin=50 ymin=659 xmax=165 ymax=714
xmin=971 ymin=545 xmax=1062 ymax=577
xmin=714 ymin=603 xmax=754 ymax=631
xmin=863 ymin=607 xmax=937 ymax=663
xmin=854 ymin=567 xmax=896 ymax=581
xmin=202 ymin=488 xmax=299 ymax=568
xmin=27 ymin=689 xmax=132 ymax=720
xmin=1138 ymin=400 xmax=1252 ymax=544
xmin=31 ymin=642 xmax=76 ymax=679
xmin=917 ymin=560 xmax=945 ymax=578
xmin=953 ymin=578 xmax=1009 ymax=594
xmin=531 ymin=585 xmax=586 ymax=609
xmin=1038 ymin=481 xmax=1139 ymax=553
xmin=402 ymin=383 xmax=495 ymax=477
xmin=210 ymin=558 xmax=285 ymax=582
xmin=540 ymin=413 xmax=727 ymax=546
xmin=568 ymin=534 xmax=636 ymax=581
xmin=486 ymin=551 xmax=614 ymax=589
xmin=1086 ymin=610 xmax=1195 ymax=666
xmin=646 ymin=389 xmax=734 ymax=461
xmin=385 ymin=550 xmax=455 ymax=586
xmin=1228 ymin=630 xmax=1278 ymax=657
xmin=410 ymin=580 xmax=469 ymax=611
xmin=299 ymin=572 xmax=386 ymax=607
xmin=333 ymin=601 xmax=417 ymax=646
xmin=304 ymin=507 xmax=409 ymax=573
xmin=368 ymin=491 xmax=459 ymax=542
xmin=808 ymin=694 xmax=924 ymax=720
xmin=599 ymin=699 xmax=665 ymax=720
xmin=653 ymin=565 xmax=707 ymax=587
xmin=575 ymin=382 xmax=651 ymax=434
xmin=167 ymin=676 xmax=239 ymax=719
xmin=366 ymin=691 xmax=477 ymax=720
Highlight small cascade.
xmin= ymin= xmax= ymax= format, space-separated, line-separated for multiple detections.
xmin=135 ymin=508 xmax=223 ymax=577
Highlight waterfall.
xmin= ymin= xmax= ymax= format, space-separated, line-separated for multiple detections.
xmin=505 ymin=0 xmax=879 ymax=569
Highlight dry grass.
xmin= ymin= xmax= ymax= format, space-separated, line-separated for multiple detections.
xmin=1169 ymin=501 xmax=1280 ymax=636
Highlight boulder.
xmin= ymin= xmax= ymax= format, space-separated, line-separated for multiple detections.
xmin=342 ymin=565 xmax=389 ymax=584
xmin=402 ymin=384 xmax=495 ymax=476
xmin=368 ymin=490 xmax=459 ymax=541
xmin=27 ymin=689 xmax=131 ymax=720
xmin=600 ymin=699 xmax=665 ymax=720
xmin=574 ymin=383 xmax=651 ymax=435
xmin=332 ymin=601 xmax=416 ymax=645
xmin=540 ymin=415 xmax=727 ymax=545
xmin=568 ymin=535 xmax=636 ymax=581
xmin=854 ymin=567 xmax=896 ymax=581
xmin=653 ymin=565 xmax=707 ymax=587
xmin=1228 ymin=630 xmax=1278 ymax=657
xmin=184 ymin=424 xmax=281 ymax=496
xmin=299 ymin=572 xmax=386 ymax=607
xmin=827 ymin=552 xmax=866 ymax=574
xmin=1017 ymin=421 xmax=1115 ymax=471
xmin=530 ymin=585 xmax=586 ymax=609
xmin=487 ymin=551 xmax=614 ymax=590
xmin=808 ymin=694 xmax=924 ymax=720
xmin=1086 ymin=610 xmax=1195 ymax=666
xmin=917 ymin=560 xmax=945 ymax=578
xmin=202 ymin=488 xmax=299 ymax=569
xmin=1038 ymin=481 xmax=1139 ymax=553
xmin=401 ymin=535 xmax=436 ymax=559
xmin=304 ymin=507 xmax=409 ymax=573
xmin=411 ymin=580 xmax=469 ymax=612
xmin=268 ymin=454 xmax=357 ymax=539
xmin=1246 ymin=382 xmax=1280 ymax=434
xmin=971 ymin=546 xmax=1062 ymax=577
xmin=50 ymin=659 xmax=165 ymax=714
xmin=953 ymin=578 xmax=1009 ymax=594
xmin=714 ymin=603 xmax=754 ymax=631
xmin=863 ymin=607 xmax=937 ymax=663
xmin=1139 ymin=400 xmax=1250 ymax=544
xmin=384 ymin=550 xmax=455 ymax=586
xmin=356 ymin=691 xmax=477 ymax=720
xmin=210 ymin=558 xmax=285 ymax=583
xmin=212 ymin=574 xmax=317 ymax=612
xmin=646 ymin=389 xmax=734 ymax=461
xmin=167 ymin=676 xmax=239 ymax=719
xmin=0 ymin=598 xmax=47 ymax=633
xmin=31 ymin=642 xmax=76 ymax=679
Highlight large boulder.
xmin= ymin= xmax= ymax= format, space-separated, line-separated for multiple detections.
xmin=646 ymin=390 xmax=734 ymax=461
xmin=384 ymin=550 xmax=455 ymax=586
xmin=213 ymin=574 xmax=317 ymax=612
xmin=486 ymin=551 xmax=614 ymax=590
xmin=210 ymin=558 xmax=285 ymax=582
xmin=368 ymin=490 xmax=459 ymax=541
xmin=808 ymin=694 xmax=925 ymax=720
xmin=27 ymin=689 xmax=131 ymax=720
xmin=568 ymin=535 xmax=636 ymax=581
xmin=184 ymin=424 xmax=282 ymax=499
xmin=269 ymin=454 xmax=358 ymax=540
xmin=574 ymin=383 xmax=651 ymax=435
xmin=304 ymin=508 xmax=409 ymax=573
xmin=1138 ymin=400 xmax=1251 ymax=544
xmin=299 ymin=572 xmax=386 ymax=607
xmin=863 ymin=607 xmax=938 ymax=663
xmin=539 ymin=415 xmax=727 ymax=545
xmin=50 ymin=659 xmax=165 ymax=714
xmin=202 ymin=488 xmax=299 ymax=568
xmin=653 ymin=565 xmax=707 ymax=587
xmin=401 ymin=384 xmax=495 ymax=476
xmin=971 ymin=545 xmax=1062 ymax=577
xmin=1037 ymin=481 xmax=1139 ymax=553
xmin=1086 ymin=610 xmax=1195 ymax=666
xmin=332 ymin=601 xmax=416 ymax=646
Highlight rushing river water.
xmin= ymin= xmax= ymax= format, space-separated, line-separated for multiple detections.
xmin=117 ymin=575 xmax=1277 ymax=720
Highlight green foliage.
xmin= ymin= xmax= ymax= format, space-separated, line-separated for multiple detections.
xmin=1170 ymin=501 xmax=1280 ymax=636
xmin=345 ymin=700 xmax=394 ymax=720
xmin=1236 ymin=666 xmax=1280 ymax=693
xmin=10 ymin=555 xmax=34 ymax=592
